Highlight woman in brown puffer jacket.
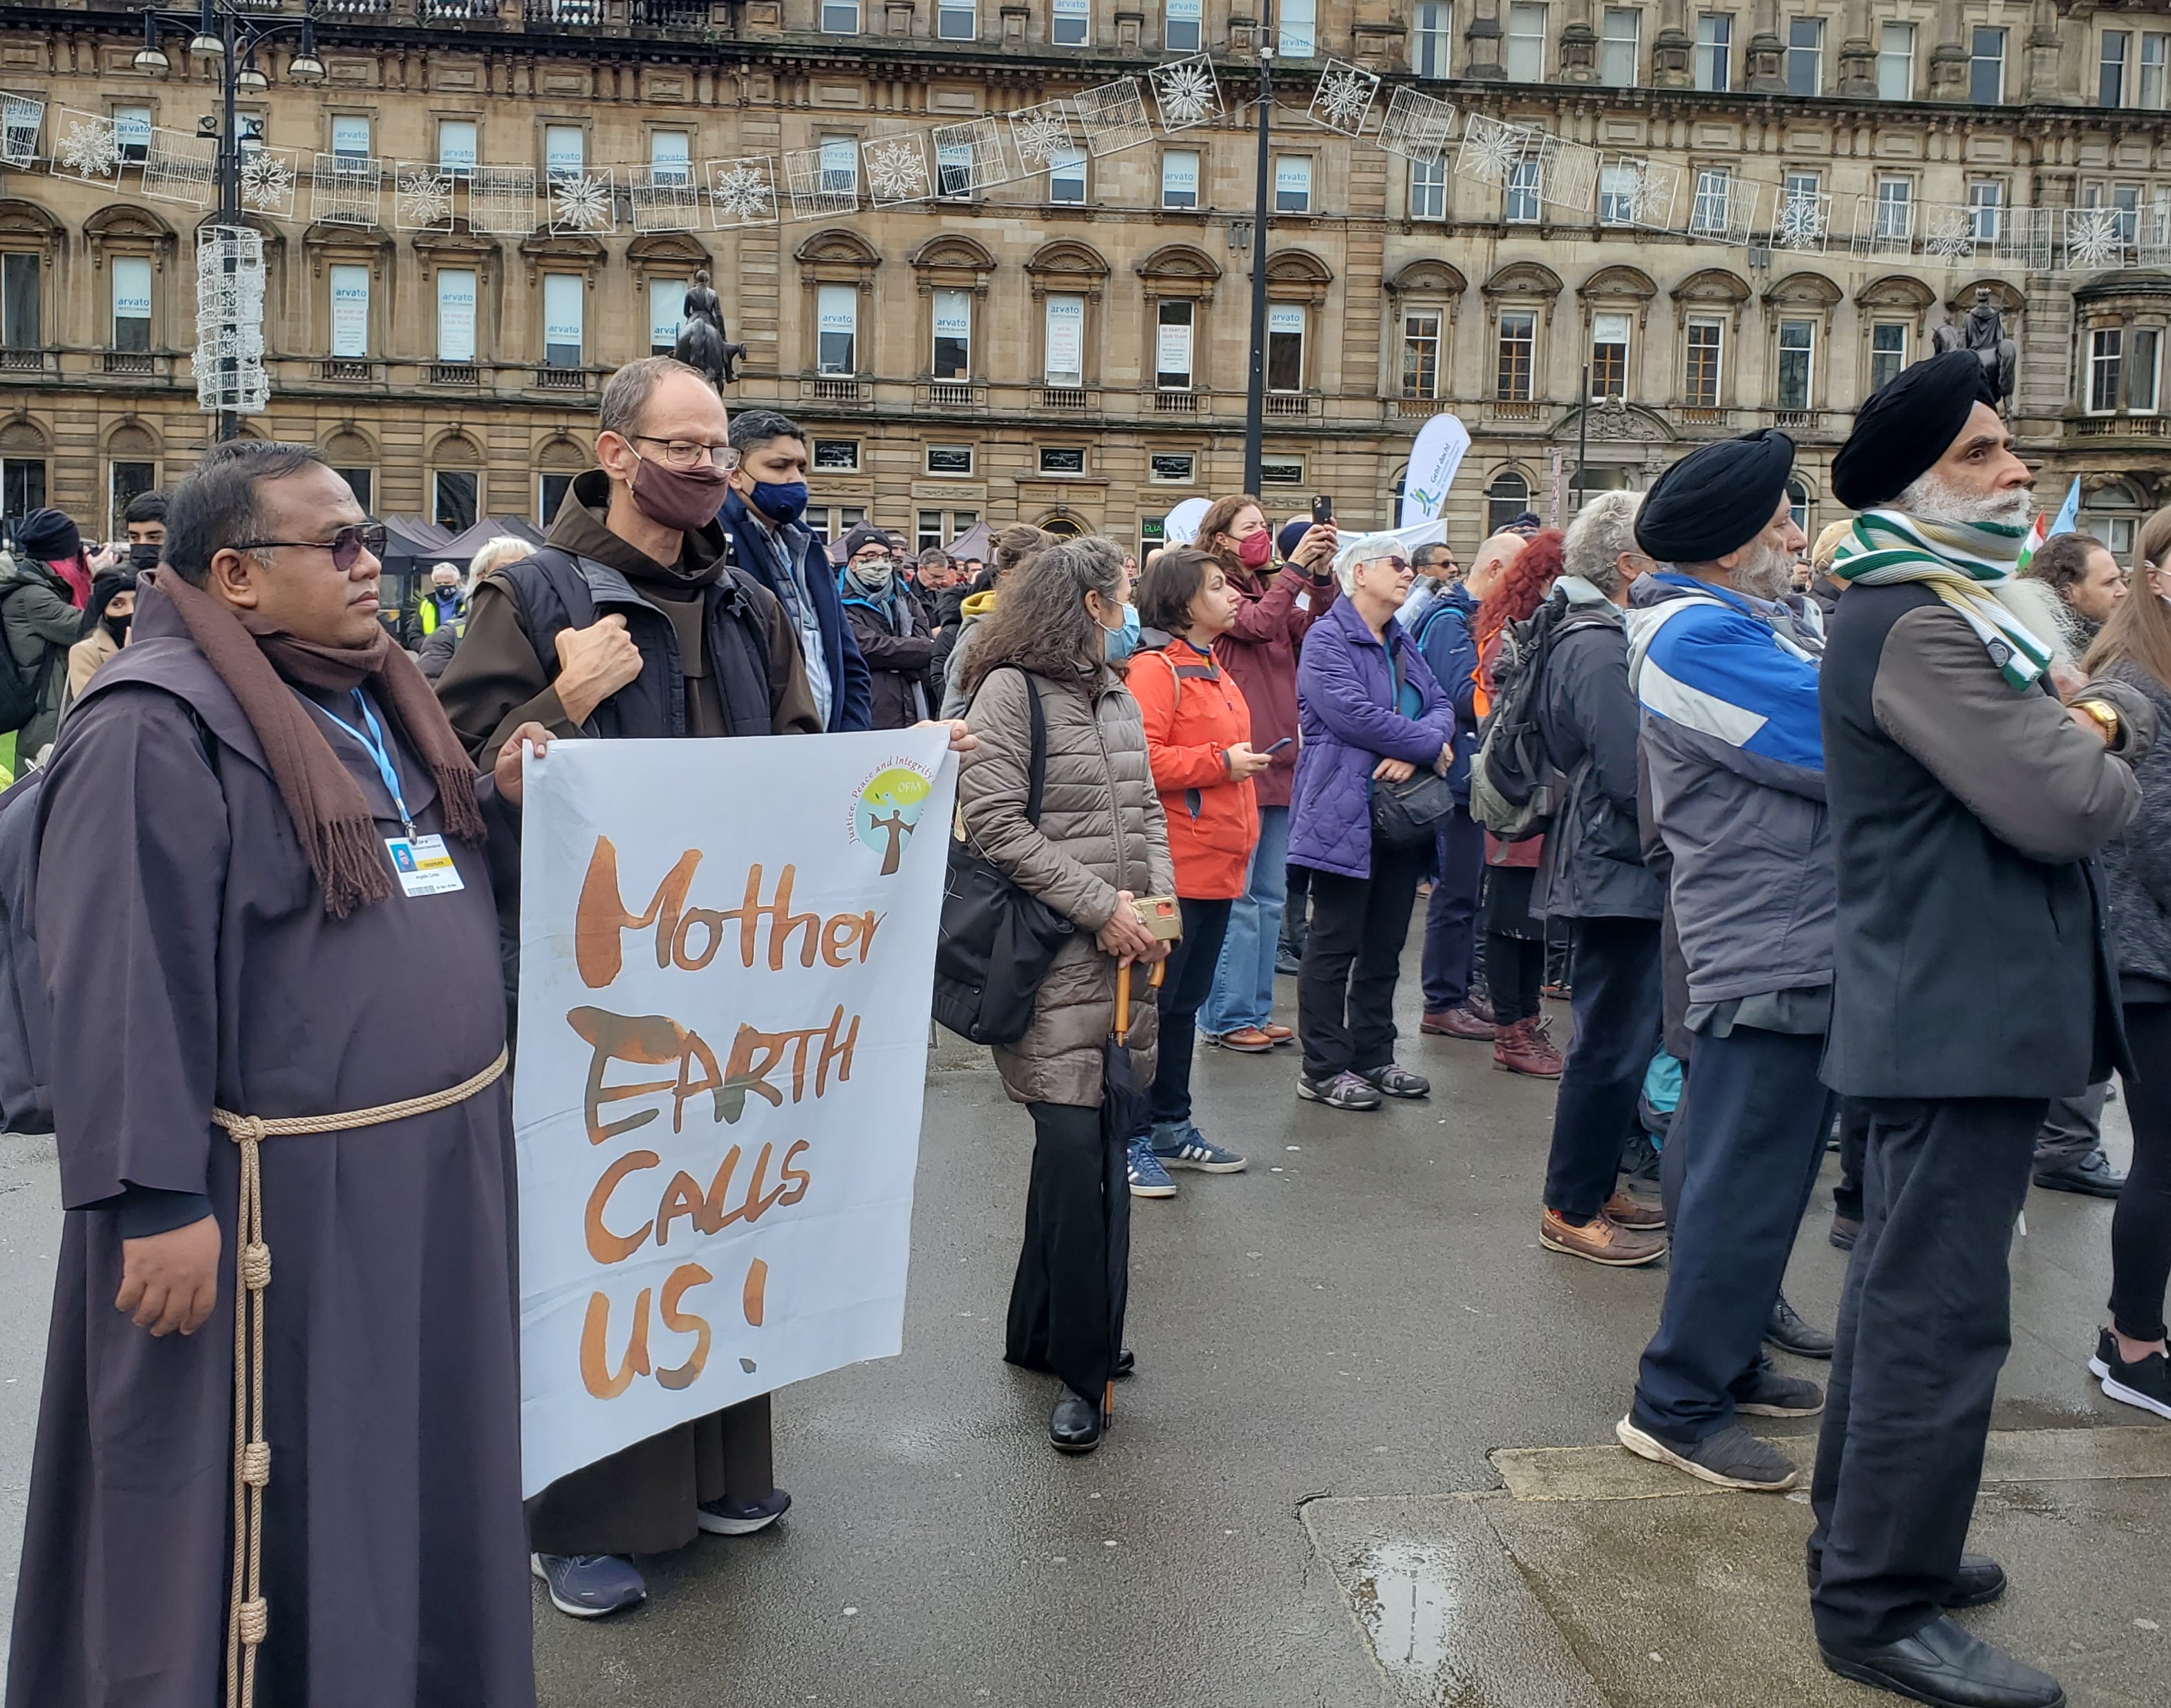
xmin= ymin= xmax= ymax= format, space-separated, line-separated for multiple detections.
xmin=956 ymin=536 xmax=1174 ymax=1456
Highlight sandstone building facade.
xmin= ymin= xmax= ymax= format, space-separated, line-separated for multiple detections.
xmin=0 ymin=0 xmax=2165 ymax=557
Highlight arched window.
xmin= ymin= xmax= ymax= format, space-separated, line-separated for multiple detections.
xmin=1486 ymin=469 xmax=1532 ymax=534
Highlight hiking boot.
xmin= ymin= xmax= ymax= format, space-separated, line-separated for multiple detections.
xmin=1737 ymin=1367 xmax=1825 ymax=1418
xmin=1422 ymin=1004 xmax=1494 ymax=1040
xmin=1150 ymin=1122 xmax=1248 ymax=1173
xmin=1540 ymin=1207 xmax=1666 ymax=1267
xmin=1206 ymin=1026 xmax=1275 ymax=1054
xmin=1601 ymin=1187 xmax=1666 ymax=1230
xmin=1297 ymin=1071 xmax=1383 ymax=1111
xmin=1616 ymin=1416 xmax=1800 ymax=1492
xmin=1493 ymin=1016 xmax=1565 ymax=1078
xmin=1126 ymin=1138 xmax=1177 ymax=1199
xmin=1358 ymin=1062 xmax=1431 ymax=1099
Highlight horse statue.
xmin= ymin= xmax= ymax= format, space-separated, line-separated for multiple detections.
xmin=673 ymin=269 xmax=745 ymax=389
xmin=1931 ymin=285 xmax=2018 ymax=412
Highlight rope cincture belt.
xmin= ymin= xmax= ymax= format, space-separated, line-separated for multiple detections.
xmin=208 ymin=1046 xmax=509 ymax=1708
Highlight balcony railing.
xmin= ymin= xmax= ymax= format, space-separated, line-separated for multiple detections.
xmin=420 ymin=0 xmax=501 ymax=17
xmin=929 ymin=379 xmax=974 ymax=408
xmin=532 ymin=364 xmax=593 ymax=392
xmin=1677 ymin=405 xmax=1731 ymax=426
xmin=805 ymin=375 xmax=866 ymax=402
xmin=1041 ymin=386 xmax=1089 ymax=412
xmin=1772 ymin=408 xmax=1821 ymax=431
xmin=103 ymin=351 xmax=156 ymax=376
xmin=629 ymin=0 xmax=712 ymax=22
xmin=1264 ymin=393 xmax=1312 ymax=418
xmin=322 ymin=0 xmax=393 ymax=14
xmin=0 ymin=347 xmax=52 ymax=377
xmin=317 ymin=359 xmax=377 ymax=383
xmin=524 ymin=0 xmax=599 ymax=21
xmin=2075 ymin=414 xmax=2171 ymax=437
xmin=429 ymin=362 xmax=478 ymax=385
xmin=1386 ymin=395 xmax=1444 ymax=419
xmin=1153 ymin=389 xmax=1199 ymax=413
xmin=1487 ymin=398 xmax=1545 ymax=422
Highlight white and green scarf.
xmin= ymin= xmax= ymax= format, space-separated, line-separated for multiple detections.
xmin=1826 ymin=509 xmax=2053 ymax=693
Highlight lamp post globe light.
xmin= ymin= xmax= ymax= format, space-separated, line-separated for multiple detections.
xmin=137 ymin=1 xmax=328 ymax=440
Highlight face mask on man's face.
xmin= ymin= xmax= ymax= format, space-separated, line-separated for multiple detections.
xmin=128 ymin=542 xmax=161 ymax=572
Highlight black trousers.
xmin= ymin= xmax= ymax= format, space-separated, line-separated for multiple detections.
xmin=1542 ymin=916 xmax=1662 ymax=1222
xmin=1148 ymin=896 xmax=1233 ymax=1129
xmin=1485 ymin=935 xmax=1544 ymax=1024
xmin=1296 ymin=843 xmax=1428 ymax=1082
xmin=1419 ymin=804 xmax=1486 ymax=1012
xmin=1833 ymin=1097 xmax=1870 ymax=1223
xmin=1280 ymin=861 xmax=1313 ymax=957
xmin=1632 ymin=1026 xmax=1834 ymax=1443
xmin=2112 ymin=1001 xmax=2171 ymax=1343
xmin=1005 ymin=1100 xmax=1130 ymax=1400
xmin=1808 ymin=1095 xmax=2044 ymax=1650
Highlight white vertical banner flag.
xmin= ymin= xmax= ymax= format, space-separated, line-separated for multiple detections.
xmin=1399 ymin=412 xmax=1473 ymax=530
xmin=513 ymin=732 xmax=956 ymax=1497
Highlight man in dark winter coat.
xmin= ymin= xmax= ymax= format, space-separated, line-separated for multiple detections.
xmin=839 ymin=524 xmax=937 ymax=729
xmin=1809 ymin=351 xmax=2158 ymax=1708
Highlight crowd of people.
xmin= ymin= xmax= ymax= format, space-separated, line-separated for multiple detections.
xmin=1 ymin=344 xmax=2165 ymax=1708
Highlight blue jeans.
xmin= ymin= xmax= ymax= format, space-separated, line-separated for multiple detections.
xmin=1200 ymin=804 xmax=1289 ymax=1035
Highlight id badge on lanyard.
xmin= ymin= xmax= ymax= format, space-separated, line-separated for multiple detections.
xmin=320 ymin=690 xmax=466 ymax=899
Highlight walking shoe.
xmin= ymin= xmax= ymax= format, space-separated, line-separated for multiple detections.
xmin=1421 ymin=1004 xmax=1494 ymax=1040
xmin=2094 ymin=1333 xmax=2171 ymax=1420
xmin=1297 ymin=1071 xmax=1383 ymax=1111
xmin=1274 ymin=946 xmax=1303 ymax=977
xmin=1150 ymin=1122 xmax=1248 ymax=1173
xmin=1493 ymin=1017 xmax=1565 ymax=1078
xmin=1262 ymin=1022 xmax=1296 ymax=1046
xmin=1358 ymin=1062 xmax=1431 ymax=1099
xmin=1820 ymin=1615 xmax=2066 ymax=1708
xmin=1601 ymin=1187 xmax=1666 ymax=1230
xmin=1829 ymin=1212 xmax=1861 ymax=1250
xmin=697 ymin=1487 xmax=791 ymax=1536
xmin=532 ymin=1553 xmax=647 ymax=1618
xmin=1539 ymin=1208 xmax=1666 ymax=1266
xmin=1765 ymin=1293 xmax=1836 ymax=1360
xmin=1616 ymin=1416 xmax=1799 ymax=1492
xmin=1205 ymin=1026 xmax=1276 ymax=1053
xmin=1737 ymin=1366 xmax=1825 ymax=1418
xmin=1126 ymin=1138 xmax=1177 ymax=1198
xmin=2033 ymin=1149 xmax=2125 ymax=1198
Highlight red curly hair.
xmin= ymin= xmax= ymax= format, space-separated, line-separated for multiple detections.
xmin=1473 ymin=527 xmax=1566 ymax=659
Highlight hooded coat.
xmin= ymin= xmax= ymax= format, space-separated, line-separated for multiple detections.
xmin=839 ymin=568 xmax=937 ymax=730
xmin=0 ymin=552 xmax=90 ymax=760
xmin=1125 ymin=633 xmax=1259 ymax=899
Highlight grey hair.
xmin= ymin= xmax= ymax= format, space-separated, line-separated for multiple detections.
xmin=597 ymin=355 xmax=713 ymax=439
xmin=1332 ymin=532 xmax=1408 ymax=596
xmin=959 ymin=535 xmax=1130 ymax=695
xmin=466 ymin=535 xmax=534 ymax=588
xmin=1563 ymin=490 xmax=1643 ymax=597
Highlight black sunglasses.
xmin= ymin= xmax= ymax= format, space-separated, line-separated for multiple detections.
xmin=232 ymin=521 xmax=388 ymax=573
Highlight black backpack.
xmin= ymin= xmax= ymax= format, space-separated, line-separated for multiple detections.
xmin=0 ymin=767 xmax=51 ymax=1131
xmin=0 ymin=581 xmax=52 ymax=737
xmin=1468 ymin=591 xmax=1585 ymax=842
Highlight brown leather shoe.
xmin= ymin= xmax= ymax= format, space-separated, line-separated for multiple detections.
xmin=1540 ymin=1208 xmax=1668 ymax=1266
xmin=1207 ymin=1026 xmax=1275 ymax=1053
xmin=1603 ymin=1188 xmax=1667 ymax=1230
xmin=1422 ymin=1005 xmax=1495 ymax=1040
xmin=1493 ymin=1017 xmax=1565 ymax=1078
xmin=1262 ymin=1023 xmax=1295 ymax=1046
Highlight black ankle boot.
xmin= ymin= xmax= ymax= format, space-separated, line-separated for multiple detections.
xmin=1049 ymin=1385 xmax=1103 ymax=1454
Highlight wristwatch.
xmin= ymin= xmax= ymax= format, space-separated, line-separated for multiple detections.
xmin=2074 ymin=697 xmax=2123 ymax=748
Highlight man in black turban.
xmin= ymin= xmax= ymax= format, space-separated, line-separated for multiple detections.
xmin=1807 ymin=355 xmax=2155 ymax=1708
xmin=1830 ymin=350 xmax=1999 ymax=514
xmin=1634 ymin=428 xmax=1800 ymax=597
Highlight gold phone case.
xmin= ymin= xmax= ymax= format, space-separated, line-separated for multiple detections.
xmin=1131 ymin=895 xmax=1183 ymax=941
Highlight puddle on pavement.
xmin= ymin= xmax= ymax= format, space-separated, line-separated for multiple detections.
xmin=1346 ymin=1540 xmax=1462 ymax=1691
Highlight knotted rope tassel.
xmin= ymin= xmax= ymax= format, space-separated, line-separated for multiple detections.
xmin=209 ymin=1047 xmax=508 ymax=1708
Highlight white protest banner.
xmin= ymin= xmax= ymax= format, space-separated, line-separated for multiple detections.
xmin=512 ymin=731 xmax=956 ymax=1497
xmin=1164 ymin=496 xmax=1211 ymax=544
xmin=1399 ymin=411 xmax=1473 ymax=530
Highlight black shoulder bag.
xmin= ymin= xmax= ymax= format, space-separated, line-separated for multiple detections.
xmin=931 ymin=669 xmax=1078 ymax=1045
xmin=1370 ymin=640 xmax=1457 ymax=850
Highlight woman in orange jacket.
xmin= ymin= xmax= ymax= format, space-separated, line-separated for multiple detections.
xmin=1123 ymin=547 xmax=1274 ymax=1194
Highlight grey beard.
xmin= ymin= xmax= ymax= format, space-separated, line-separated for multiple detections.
xmin=1733 ymin=540 xmax=1796 ymax=603
xmin=1892 ymin=471 xmax=2035 ymax=532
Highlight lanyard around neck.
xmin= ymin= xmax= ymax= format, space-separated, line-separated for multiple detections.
xmin=318 ymin=688 xmax=415 ymax=838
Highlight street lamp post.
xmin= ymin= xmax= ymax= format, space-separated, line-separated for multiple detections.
xmin=1240 ymin=28 xmax=1274 ymax=496
xmin=135 ymin=1 xmax=326 ymax=442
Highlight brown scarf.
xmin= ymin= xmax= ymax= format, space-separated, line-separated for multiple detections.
xmin=149 ymin=568 xmax=485 ymax=918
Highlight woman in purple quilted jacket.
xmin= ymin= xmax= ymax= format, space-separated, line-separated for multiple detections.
xmin=1289 ymin=532 xmax=1455 ymax=1112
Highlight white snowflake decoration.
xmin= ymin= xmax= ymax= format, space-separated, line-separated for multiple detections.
xmin=1772 ymin=189 xmax=1829 ymax=251
xmin=1921 ymin=204 xmax=1979 ymax=264
xmin=862 ymin=135 xmax=931 ymax=206
xmin=929 ymin=118 xmax=1017 ymax=196
xmin=631 ymin=165 xmax=704 ymax=232
xmin=1150 ymin=55 xmax=1222 ymax=133
xmin=1624 ymin=160 xmax=1679 ymax=228
xmin=394 ymin=167 xmax=455 ymax=232
xmin=1455 ymin=114 xmax=1528 ymax=187
xmin=1375 ymin=86 xmax=1455 ymax=165
xmin=469 ymin=167 xmax=538 ymax=236
xmin=2065 ymin=206 xmax=2130 ymax=270
xmin=0 ymin=95 xmax=41 ymax=169
xmin=783 ymin=147 xmax=858 ymax=220
xmin=53 ymin=112 xmax=119 ymax=182
xmin=706 ymin=156 xmax=779 ymax=227
xmin=310 ymin=153 xmax=384 ymax=227
xmin=1007 ymin=100 xmax=1077 ymax=171
xmin=142 ymin=128 xmax=219 ymax=209
xmin=238 ymin=148 xmax=298 ymax=217
xmin=1309 ymin=60 xmax=1379 ymax=138
xmin=1076 ymin=79 xmax=1153 ymax=158
xmin=548 ymin=169 xmax=617 ymax=235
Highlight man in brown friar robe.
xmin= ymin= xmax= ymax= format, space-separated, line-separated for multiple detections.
xmin=8 ymin=440 xmax=550 ymax=1708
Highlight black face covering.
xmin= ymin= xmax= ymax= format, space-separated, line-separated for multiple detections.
xmin=102 ymin=614 xmax=130 ymax=645
xmin=129 ymin=543 xmax=160 ymax=572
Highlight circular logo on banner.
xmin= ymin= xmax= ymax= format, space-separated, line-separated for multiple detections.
xmin=850 ymin=761 xmax=935 ymax=876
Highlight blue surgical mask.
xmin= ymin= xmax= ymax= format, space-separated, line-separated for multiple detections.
xmin=1104 ymin=601 xmax=1140 ymax=663
xmin=750 ymin=480 xmax=810 ymax=525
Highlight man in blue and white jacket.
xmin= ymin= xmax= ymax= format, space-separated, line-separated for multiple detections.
xmin=1611 ymin=429 xmax=1835 ymax=1496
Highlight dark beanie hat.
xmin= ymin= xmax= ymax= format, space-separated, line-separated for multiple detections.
xmin=841 ymin=523 xmax=889 ymax=559
xmin=1276 ymin=518 xmax=1312 ymax=562
xmin=1634 ymin=429 xmax=1796 ymax=564
xmin=14 ymin=507 xmax=80 ymax=564
xmin=1831 ymin=350 xmax=1998 ymax=512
